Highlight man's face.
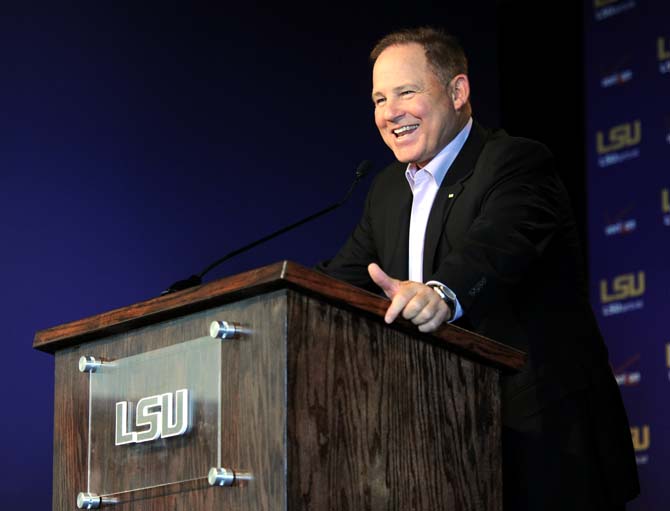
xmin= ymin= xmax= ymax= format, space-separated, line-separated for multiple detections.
xmin=372 ymin=43 xmax=458 ymax=168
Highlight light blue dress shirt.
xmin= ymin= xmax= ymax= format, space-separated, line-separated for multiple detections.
xmin=404 ymin=117 xmax=472 ymax=321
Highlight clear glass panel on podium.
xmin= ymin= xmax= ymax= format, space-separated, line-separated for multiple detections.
xmin=85 ymin=336 xmax=222 ymax=497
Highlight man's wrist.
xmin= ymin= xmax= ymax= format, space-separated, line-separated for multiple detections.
xmin=428 ymin=283 xmax=456 ymax=322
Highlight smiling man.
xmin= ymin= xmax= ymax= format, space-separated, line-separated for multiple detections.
xmin=318 ymin=27 xmax=639 ymax=511
xmin=372 ymin=42 xmax=470 ymax=168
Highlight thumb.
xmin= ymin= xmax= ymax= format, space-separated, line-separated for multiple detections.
xmin=368 ymin=263 xmax=400 ymax=299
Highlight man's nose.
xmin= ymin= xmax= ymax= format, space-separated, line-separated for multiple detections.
xmin=383 ymin=98 xmax=404 ymax=122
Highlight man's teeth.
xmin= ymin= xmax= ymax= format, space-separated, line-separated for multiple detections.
xmin=393 ymin=124 xmax=419 ymax=136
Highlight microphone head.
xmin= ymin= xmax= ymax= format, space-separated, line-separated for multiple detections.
xmin=355 ymin=160 xmax=373 ymax=179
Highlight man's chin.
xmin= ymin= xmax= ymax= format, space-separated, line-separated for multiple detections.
xmin=390 ymin=147 xmax=435 ymax=167
xmin=393 ymin=153 xmax=428 ymax=167
xmin=390 ymin=150 xmax=416 ymax=164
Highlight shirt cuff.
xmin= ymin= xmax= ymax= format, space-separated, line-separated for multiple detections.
xmin=425 ymin=280 xmax=463 ymax=323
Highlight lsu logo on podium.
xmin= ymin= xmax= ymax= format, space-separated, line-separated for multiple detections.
xmin=115 ymin=389 xmax=190 ymax=446
xmin=596 ymin=121 xmax=641 ymax=167
xmin=599 ymin=272 xmax=645 ymax=316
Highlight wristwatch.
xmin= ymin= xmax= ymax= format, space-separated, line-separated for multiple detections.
xmin=429 ymin=283 xmax=457 ymax=322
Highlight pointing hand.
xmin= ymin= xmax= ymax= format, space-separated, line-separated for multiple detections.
xmin=367 ymin=263 xmax=450 ymax=333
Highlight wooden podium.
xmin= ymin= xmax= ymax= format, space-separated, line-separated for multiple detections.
xmin=34 ymin=261 xmax=524 ymax=511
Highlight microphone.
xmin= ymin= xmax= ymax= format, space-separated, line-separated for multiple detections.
xmin=161 ymin=160 xmax=374 ymax=295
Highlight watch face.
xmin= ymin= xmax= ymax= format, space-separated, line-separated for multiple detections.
xmin=430 ymin=284 xmax=456 ymax=322
xmin=442 ymin=286 xmax=457 ymax=301
xmin=435 ymin=284 xmax=456 ymax=301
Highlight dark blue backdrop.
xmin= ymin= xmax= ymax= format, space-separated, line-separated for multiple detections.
xmin=1 ymin=3 xmax=501 ymax=506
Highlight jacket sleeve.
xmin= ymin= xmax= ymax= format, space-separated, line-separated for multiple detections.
xmin=428 ymin=140 xmax=571 ymax=325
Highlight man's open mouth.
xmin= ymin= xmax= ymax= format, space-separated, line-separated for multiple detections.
xmin=393 ymin=124 xmax=419 ymax=137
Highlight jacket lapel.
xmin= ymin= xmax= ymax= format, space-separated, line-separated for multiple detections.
xmin=422 ymin=121 xmax=490 ymax=277
xmin=389 ymin=166 xmax=412 ymax=281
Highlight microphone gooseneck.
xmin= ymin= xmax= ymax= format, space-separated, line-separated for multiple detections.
xmin=160 ymin=160 xmax=373 ymax=295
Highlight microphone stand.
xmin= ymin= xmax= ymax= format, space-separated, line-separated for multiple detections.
xmin=161 ymin=160 xmax=373 ymax=295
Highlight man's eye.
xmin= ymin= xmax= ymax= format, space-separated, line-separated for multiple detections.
xmin=374 ymin=97 xmax=386 ymax=106
xmin=400 ymin=90 xmax=415 ymax=97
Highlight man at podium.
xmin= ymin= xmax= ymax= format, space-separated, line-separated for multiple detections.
xmin=318 ymin=27 xmax=639 ymax=511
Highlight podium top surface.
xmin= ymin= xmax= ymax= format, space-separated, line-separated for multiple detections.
xmin=33 ymin=261 xmax=525 ymax=370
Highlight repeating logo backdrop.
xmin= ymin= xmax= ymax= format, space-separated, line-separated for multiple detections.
xmin=585 ymin=1 xmax=670 ymax=508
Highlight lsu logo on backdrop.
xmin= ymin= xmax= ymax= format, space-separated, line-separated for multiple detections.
xmin=603 ymin=206 xmax=637 ymax=236
xmin=596 ymin=120 xmax=641 ymax=168
xmin=662 ymin=188 xmax=670 ymax=226
xmin=659 ymin=36 xmax=670 ymax=74
xmin=115 ymin=389 xmax=190 ymax=446
xmin=593 ymin=0 xmax=636 ymax=21
xmin=613 ymin=354 xmax=641 ymax=386
xmin=630 ymin=425 xmax=650 ymax=465
xmin=599 ymin=271 xmax=645 ymax=316
xmin=599 ymin=55 xmax=633 ymax=88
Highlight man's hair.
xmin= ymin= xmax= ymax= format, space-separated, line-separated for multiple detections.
xmin=370 ymin=27 xmax=468 ymax=89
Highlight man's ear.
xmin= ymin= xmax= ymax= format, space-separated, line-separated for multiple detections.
xmin=450 ymin=74 xmax=470 ymax=110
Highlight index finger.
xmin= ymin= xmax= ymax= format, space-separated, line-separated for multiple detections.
xmin=385 ymin=292 xmax=411 ymax=323
xmin=383 ymin=284 xmax=421 ymax=323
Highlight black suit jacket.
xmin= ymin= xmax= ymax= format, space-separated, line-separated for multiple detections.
xmin=318 ymin=121 xmax=639 ymax=505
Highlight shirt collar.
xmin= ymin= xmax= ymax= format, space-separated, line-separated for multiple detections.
xmin=405 ymin=117 xmax=473 ymax=187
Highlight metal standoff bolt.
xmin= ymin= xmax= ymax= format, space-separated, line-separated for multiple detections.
xmin=208 ymin=467 xmax=235 ymax=486
xmin=209 ymin=320 xmax=238 ymax=340
xmin=208 ymin=467 xmax=253 ymax=487
xmin=78 ymin=356 xmax=103 ymax=373
xmin=76 ymin=492 xmax=101 ymax=509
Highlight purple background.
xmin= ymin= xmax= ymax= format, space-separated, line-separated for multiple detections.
xmin=585 ymin=0 xmax=669 ymax=509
